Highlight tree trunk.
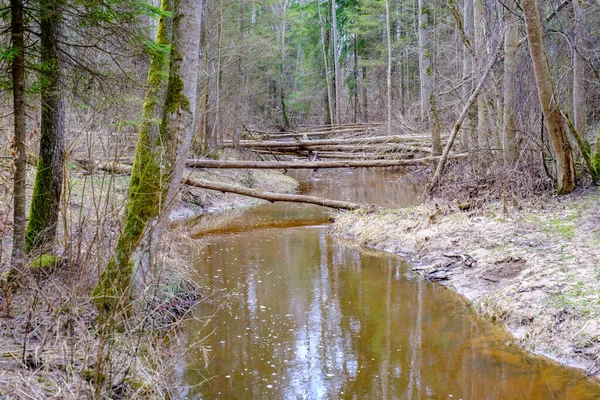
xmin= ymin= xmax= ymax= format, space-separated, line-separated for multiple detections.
xmin=279 ymin=0 xmax=290 ymax=129
xmin=385 ymin=0 xmax=393 ymax=134
xmin=92 ymin=162 xmax=370 ymax=211
xmin=353 ymin=34 xmax=358 ymax=124
xmin=26 ymin=0 xmax=65 ymax=253
xmin=184 ymin=177 xmax=367 ymax=210
xmin=572 ymin=0 xmax=586 ymax=137
xmin=523 ymin=0 xmax=575 ymax=194
xmin=95 ymin=0 xmax=203 ymax=314
xmin=185 ymin=155 xmax=460 ymax=169
xmin=395 ymin=1 xmax=404 ymax=114
xmin=418 ymin=0 xmax=441 ymax=155
xmin=319 ymin=0 xmax=334 ymax=125
xmin=215 ymin=0 xmax=223 ymax=146
xmin=474 ymin=0 xmax=489 ymax=149
xmin=331 ymin=0 xmax=341 ymax=124
xmin=10 ymin=0 xmax=27 ymax=267
xmin=362 ymin=66 xmax=368 ymax=122
xmin=503 ymin=0 xmax=518 ymax=167
xmin=462 ymin=0 xmax=474 ymax=149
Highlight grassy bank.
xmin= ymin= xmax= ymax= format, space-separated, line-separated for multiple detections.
xmin=330 ymin=188 xmax=600 ymax=378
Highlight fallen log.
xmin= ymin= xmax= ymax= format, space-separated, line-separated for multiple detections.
xmin=183 ymin=178 xmax=369 ymax=211
xmin=249 ymin=150 xmax=384 ymax=159
xmin=225 ymin=134 xmax=435 ymax=149
xmin=259 ymin=143 xmax=432 ymax=153
xmin=264 ymin=128 xmax=380 ymax=139
xmin=296 ymin=122 xmax=383 ymax=130
xmin=92 ymin=162 xmax=371 ymax=211
xmin=244 ymin=144 xmax=431 ymax=154
xmin=185 ymin=154 xmax=466 ymax=169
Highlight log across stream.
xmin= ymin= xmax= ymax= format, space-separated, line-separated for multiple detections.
xmin=177 ymin=169 xmax=599 ymax=398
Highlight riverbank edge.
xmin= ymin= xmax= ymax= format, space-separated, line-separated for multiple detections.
xmin=0 ymin=163 xmax=299 ymax=398
xmin=330 ymin=189 xmax=600 ymax=381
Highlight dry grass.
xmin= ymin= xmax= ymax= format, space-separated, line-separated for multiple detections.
xmin=0 ymin=226 xmax=209 ymax=399
xmin=0 ymin=148 xmax=298 ymax=398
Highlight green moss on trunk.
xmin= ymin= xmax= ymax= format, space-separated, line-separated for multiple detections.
xmin=26 ymin=0 xmax=65 ymax=253
xmin=94 ymin=0 xmax=172 ymax=314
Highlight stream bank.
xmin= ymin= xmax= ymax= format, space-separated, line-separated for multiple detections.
xmin=0 ymin=153 xmax=299 ymax=398
xmin=330 ymin=188 xmax=600 ymax=378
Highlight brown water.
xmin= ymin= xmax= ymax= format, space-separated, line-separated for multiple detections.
xmin=178 ymin=169 xmax=600 ymax=399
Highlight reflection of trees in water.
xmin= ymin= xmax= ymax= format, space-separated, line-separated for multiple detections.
xmin=181 ymin=209 xmax=599 ymax=398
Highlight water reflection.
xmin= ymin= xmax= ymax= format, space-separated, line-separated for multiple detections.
xmin=292 ymin=168 xmax=424 ymax=207
xmin=182 ymin=225 xmax=600 ymax=399
xmin=179 ymin=168 xmax=599 ymax=399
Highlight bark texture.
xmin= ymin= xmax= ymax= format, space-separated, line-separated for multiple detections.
xmin=523 ymin=0 xmax=575 ymax=194
xmin=26 ymin=0 xmax=65 ymax=253
xmin=462 ymin=0 xmax=474 ymax=149
xmin=95 ymin=0 xmax=203 ymax=313
xmin=331 ymin=0 xmax=341 ymax=124
xmin=503 ymin=0 xmax=518 ymax=167
xmin=572 ymin=0 xmax=586 ymax=138
xmin=474 ymin=0 xmax=489 ymax=149
xmin=418 ymin=0 xmax=441 ymax=155
xmin=385 ymin=0 xmax=393 ymax=134
xmin=10 ymin=0 xmax=27 ymax=266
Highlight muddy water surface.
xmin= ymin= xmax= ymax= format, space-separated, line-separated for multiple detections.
xmin=179 ymin=169 xmax=600 ymax=399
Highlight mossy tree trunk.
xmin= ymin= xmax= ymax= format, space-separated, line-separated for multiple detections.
xmin=159 ymin=0 xmax=203 ymax=234
xmin=94 ymin=0 xmax=171 ymax=314
xmin=94 ymin=0 xmax=203 ymax=315
xmin=26 ymin=0 xmax=65 ymax=254
xmin=523 ymin=0 xmax=575 ymax=194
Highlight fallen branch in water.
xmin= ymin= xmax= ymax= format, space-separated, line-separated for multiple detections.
xmin=182 ymin=177 xmax=371 ymax=211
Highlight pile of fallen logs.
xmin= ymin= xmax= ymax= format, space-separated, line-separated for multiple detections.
xmin=232 ymin=123 xmax=440 ymax=160
xmin=81 ymin=123 xmax=464 ymax=210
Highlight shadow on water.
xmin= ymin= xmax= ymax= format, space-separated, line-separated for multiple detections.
xmin=177 ymin=168 xmax=600 ymax=399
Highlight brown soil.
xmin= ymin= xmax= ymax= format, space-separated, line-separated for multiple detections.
xmin=330 ymin=188 xmax=600 ymax=380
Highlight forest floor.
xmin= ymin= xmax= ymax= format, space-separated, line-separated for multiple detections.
xmin=331 ymin=187 xmax=600 ymax=380
xmin=0 ymin=153 xmax=298 ymax=399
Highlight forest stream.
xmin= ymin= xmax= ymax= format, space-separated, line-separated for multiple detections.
xmin=176 ymin=169 xmax=600 ymax=399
